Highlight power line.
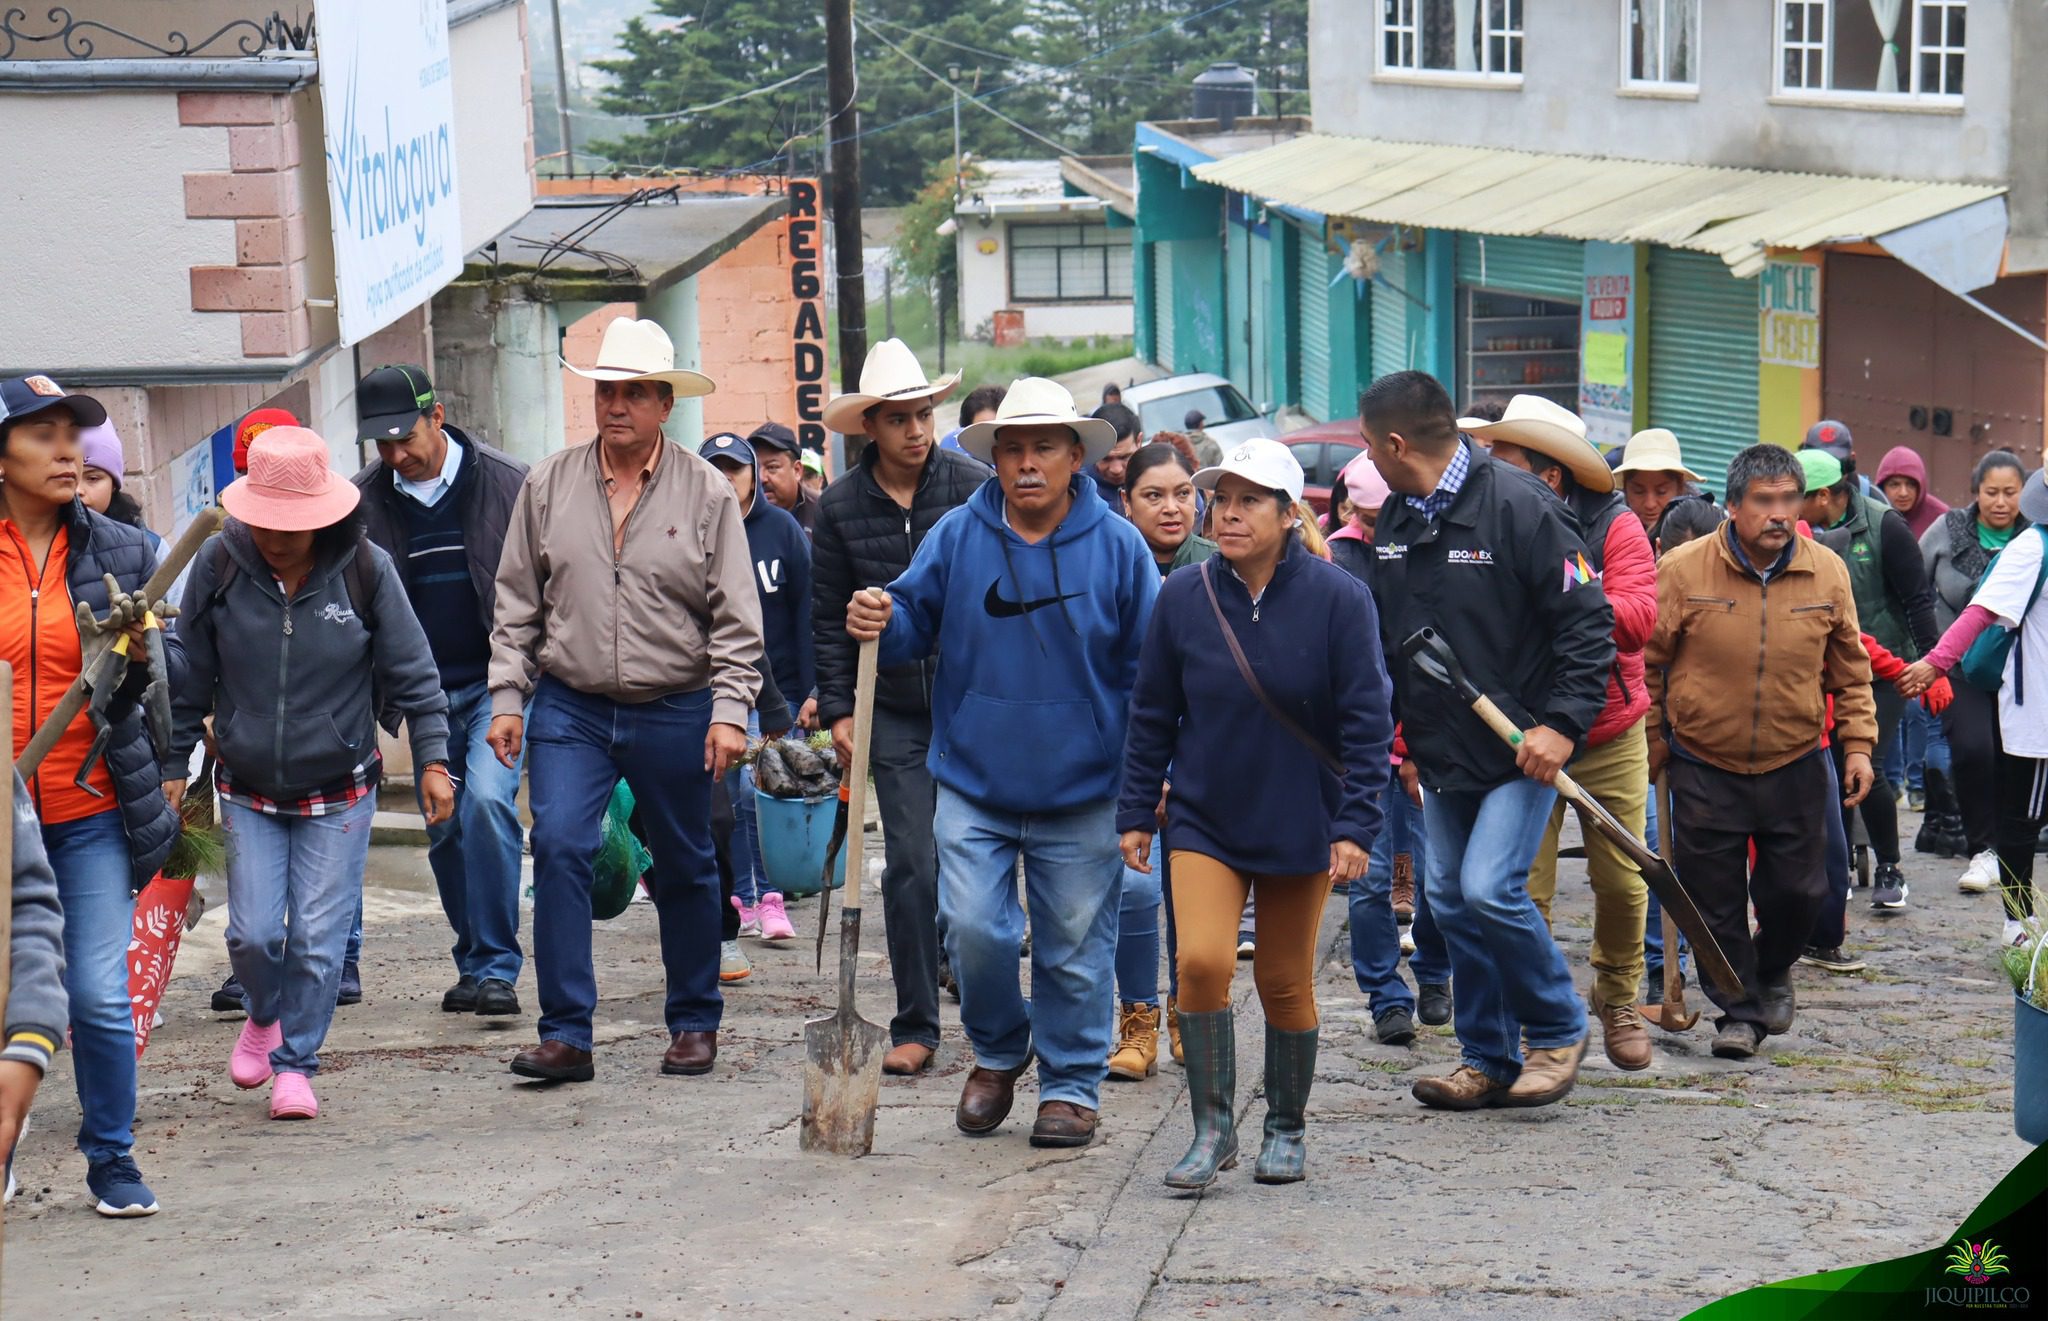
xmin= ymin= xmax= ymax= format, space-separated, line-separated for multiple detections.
xmin=857 ymin=18 xmax=1076 ymax=157
xmin=641 ymin=63 xmax=827 ymax=122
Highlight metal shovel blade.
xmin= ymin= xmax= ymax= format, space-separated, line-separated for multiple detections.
xmin=800 ymin=907 xmax=888 ymax=1156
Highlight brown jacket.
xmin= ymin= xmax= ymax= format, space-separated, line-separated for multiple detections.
xmin=1645 ymin=527 xmax=1876 ymax=774
xmin=489 ymin=438 xmax=764 ymax=728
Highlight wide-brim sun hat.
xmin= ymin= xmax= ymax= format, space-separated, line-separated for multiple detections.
xmin=1614 ymin=427 xmax=1703 ymax=483
xmin=1194 ymin=437 xmax=1306 ymax=506
xmin=563 ymin=317 xmax=716 ymax=398
xmin=955 ymin=376 xmax=1118 ymax=463
xmin=821 ymin=338 xmax=961 ymax=435
xmin=1458 ymin=394 xmax=1614 ymax=495
xmin=220 ymin=426 xmax=361 ymax=532
xmin=2020 ymin=468 xmax=2048 ymax=526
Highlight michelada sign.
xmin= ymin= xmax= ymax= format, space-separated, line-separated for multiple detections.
xmin=319 ymin=0 xmax=465 ymax=345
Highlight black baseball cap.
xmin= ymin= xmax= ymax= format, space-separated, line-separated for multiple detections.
xmin=1803 ymin=419 xmax=1855 ymax=470
xmin=0 ymin=373 xmax=106 ymax=429
xmin=357 ymin=364 xmax=437 ymax=442
xmin=746 ymin=420 xmax=801 ymax=455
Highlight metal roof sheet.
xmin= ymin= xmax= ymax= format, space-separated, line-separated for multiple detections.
xmin=1191 ymin=134 xmax=2004 ymax=275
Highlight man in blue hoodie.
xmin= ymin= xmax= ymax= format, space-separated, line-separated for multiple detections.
xmin=847 ymin=377 xmax=1159 ymax=1149
xmin=703 ymin=432 xmax=814 ymax=946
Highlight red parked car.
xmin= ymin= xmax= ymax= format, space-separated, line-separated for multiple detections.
xmin=1281 ymin=419 xmax=1367 ymax=517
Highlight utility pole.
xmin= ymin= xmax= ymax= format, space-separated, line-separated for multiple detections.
xmin=550 ymin=0 xmax=575 ymax=175
xmin=948 ymin=64 xmax=963 ymax=204
xmin=826 ymin=0 xmax=866 ymax=399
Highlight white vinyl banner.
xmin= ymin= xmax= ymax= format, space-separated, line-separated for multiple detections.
xmin=318 ymin=0 xmax=465 ymax=345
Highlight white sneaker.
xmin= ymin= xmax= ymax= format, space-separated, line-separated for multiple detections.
xmin=719 ymin=939 xmax=752 ymax=983
xmin=1399 ymin=928 xmax=1416 ymax=956
xmin=1958 ymin=850 xmax=1998 ymax=894
xmin=2005 ymin=919 xmax=2033 ymax=948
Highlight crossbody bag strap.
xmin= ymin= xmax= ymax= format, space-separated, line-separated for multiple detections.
xmin=1201 ymin=559 xmax=1346 ymax=777
xmin=2016 ymin=526 xmax=2048 ymax=705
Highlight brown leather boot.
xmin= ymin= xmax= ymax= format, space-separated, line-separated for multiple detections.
xmin=1166 ymin=996 xmax=1185 ymax=1066
xmin=956 ymin=1061 xmax=1029 ymax=1135
xmin=1505 ymin=1034 xmax=1588 ymax=1107
xmin=1391 ymin=853 xmax=1415 ymax=923
xmin=1107 ymin=1003 xmax=1161 ymax=1080
xmin=1411 ymin=1065 xmax=1510 ymax=1110
xmin=1597 ymin=999 xmax=1652 ymax=1071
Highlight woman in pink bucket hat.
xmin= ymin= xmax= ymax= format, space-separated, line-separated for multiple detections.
xmin=166 ymin=426 xmax=455 ymax=1121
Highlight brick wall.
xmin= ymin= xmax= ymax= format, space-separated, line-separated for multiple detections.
xmin=177 ymin=90 xmax=313 ymax=359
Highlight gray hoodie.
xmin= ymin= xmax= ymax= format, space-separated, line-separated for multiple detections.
xmin=168 ymin=521 xmax=450 ymax=797
xmin=4 ymin=773 xmax=68 ymax=1075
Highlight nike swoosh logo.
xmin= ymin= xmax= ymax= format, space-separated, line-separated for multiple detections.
xmin=984 ymin=580 xmax=1083 ymax=618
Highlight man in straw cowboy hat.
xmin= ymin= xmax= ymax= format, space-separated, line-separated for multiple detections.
xmin=487 ymin=316 xmax=767 ymax=1084
xmin=845 ymin=376 xmax=1158 ymax=1148
xmin=1474 ymin=395 xmax=1660 ymax=1071
xmin=1360 ymin=371 xmax=1616 ymax=1111
xmin=812 ymin=337 xmax=987 ymax=1077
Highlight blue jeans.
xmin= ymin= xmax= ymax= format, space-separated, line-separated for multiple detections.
xmin=1422 ymin=779 xmax=1587 ymax=1084
xmin=1642 ymin=793 xmax=1689 ymax=982
xmin=223 ymin=792 xmax=377 ymax=1074
xmin=1350 ymin=783 xmax=1448 ymax=1015
xmin=724 ymin=710 xmax=770 ymax=905
xmin=1812 ymin=749 xmax=1854 ymax=948
xmin=527 ymin=678 xmax=720 ymax=1052
xmin=42 ymin=810 xmax=137 ymax=1162
xmin=1116 ymin=834 xmax=1161 ymax=1007
xmin=426 ymin=680 xmax=526 ymax=985
xmin=935 ymin=785 xmax=1120 ymax=1110
xmin=1893 ymin=701 xmax=1949 ymax=793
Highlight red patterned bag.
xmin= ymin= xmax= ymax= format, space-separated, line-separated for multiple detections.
xmin=128 ymin=873 xmax=195 ymax=1058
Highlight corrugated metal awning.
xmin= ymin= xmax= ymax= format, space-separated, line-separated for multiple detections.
xmin=1189 ymin=134 xmax=2004 ymax=278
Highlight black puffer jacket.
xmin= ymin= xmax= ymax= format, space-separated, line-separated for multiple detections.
xmin=811 ymin=445 xmax=990 ymax=722
xmin=352 ymin=424 xmax=527 ymax=632
xmin=60 ymin=503 xmax=182 ymax=892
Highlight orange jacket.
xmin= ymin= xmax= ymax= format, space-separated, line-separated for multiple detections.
xmin=0 ymin=523 xmax=114 ymax=822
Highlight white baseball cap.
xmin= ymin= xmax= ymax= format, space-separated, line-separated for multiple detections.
xmin=1193 ymin=437 xmax=1305 ymax=505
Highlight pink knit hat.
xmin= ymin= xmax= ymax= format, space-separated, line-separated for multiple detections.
xmin=220 ymin=426 xmax=360 ymax=532
xmin=1340 ymin=451 xmax=1390 ymax=511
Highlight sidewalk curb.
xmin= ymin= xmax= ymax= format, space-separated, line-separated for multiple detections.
xmin=1039 ymin=894 xmax=1351 ymax=1321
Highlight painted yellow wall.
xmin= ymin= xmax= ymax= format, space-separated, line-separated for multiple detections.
xmin=1758 ymin=248 xmax=1824 ymax=448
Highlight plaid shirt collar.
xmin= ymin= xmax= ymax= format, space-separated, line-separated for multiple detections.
xmin=1405 ymin=440 xmax=1471 ymax=521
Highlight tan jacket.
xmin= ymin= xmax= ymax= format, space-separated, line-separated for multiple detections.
xmin=1645 ymin=527 xmax=1876 ymax=774
xmin=489 ymin=438 xmax=764 ymax=727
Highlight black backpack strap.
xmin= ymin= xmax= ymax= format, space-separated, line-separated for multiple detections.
xmin=344 ymin=537 xmax=377 ymax=632
xmin=199 ymin=536 xmax=239 ymax=617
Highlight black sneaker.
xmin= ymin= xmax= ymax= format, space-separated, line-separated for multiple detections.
xmin=1374 ymin=1005 xmax=1417 ymax=1046
xmin=1417 ymin=982 xmax=1453 ymax=1026
xmin=1758 ymin=976 xmax=1795 ymax=1035
xmin=1871 ymin=865 xmax=1909 ymax=911
xmin=1798 ymin=945 xmax=1867 ymax=974
xmin=937 ymin=956 xmax=960 ymax=1003
xmin=1711 ymin=1020 xmax=1763 ymax=1059
xmin=210 ymin=975 xmax=246 ymax=1014
xmin=441 ymin=975 xmax=479 ymax=1013
xmin=336 ymin=960 xmax=363 ymax=1006
xmin=474 ymin=978 xmax=521 ymax=1017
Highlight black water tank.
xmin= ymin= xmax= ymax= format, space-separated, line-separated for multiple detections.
xmin=1192 ymin=62 xmax=1256 ymax=131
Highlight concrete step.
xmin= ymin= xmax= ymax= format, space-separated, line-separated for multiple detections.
xmin=371 ymin=808 xmax=430 ymax=847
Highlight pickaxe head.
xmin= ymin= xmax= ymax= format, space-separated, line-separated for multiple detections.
xmin=1400 ymin=628 xmax=1481 ymax=704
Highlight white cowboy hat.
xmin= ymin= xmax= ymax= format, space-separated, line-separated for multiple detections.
xmin=821 ymin=338 xmax=961 ymax=435
xmin=563 ymin=317 xmax=715 ymax=398
xmin=1614 ymin=427 xmax=1703 ymax=483
xmin=1458 ymin=394 xmax=1614 ymax=495
xmin=956 ymin=376 xmax=1119 ymax=463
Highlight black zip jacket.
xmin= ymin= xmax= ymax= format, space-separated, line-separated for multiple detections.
xmin=352 ymin=423 xmax=528 ymax=635
xmin=811 ymin=444 xmax=990 ymax=723
xmin=1372 ymin=447 xmax=1617 ymax=794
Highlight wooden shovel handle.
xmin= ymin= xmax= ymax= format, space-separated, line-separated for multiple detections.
xmin=1466 ymin=691 xmax=1591 ymax=804
xmin=839 ymin=639 xmax=879 ymax=915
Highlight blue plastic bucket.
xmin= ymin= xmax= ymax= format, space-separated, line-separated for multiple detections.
xmin=754 ymin=791 xmax=846 ymax=898
xmin=2018 ymin=992 xmax=2048 ymax=1146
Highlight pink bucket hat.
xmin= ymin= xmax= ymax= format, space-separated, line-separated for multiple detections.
xmin=220 ymin=426 xmax=360 ymax=531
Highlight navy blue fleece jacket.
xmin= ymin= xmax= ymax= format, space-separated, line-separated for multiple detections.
xmin=1118 ymin=544 xmax=1394 ymax=875
xmin=732 ymin=450 xmax=815 ymax=716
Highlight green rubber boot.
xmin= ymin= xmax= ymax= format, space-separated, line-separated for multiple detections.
xmin=1254 ymin=1025 xmax=1317 ymax=1184
xmin=1162 ymin=1008 xmax=1237 ymax=1191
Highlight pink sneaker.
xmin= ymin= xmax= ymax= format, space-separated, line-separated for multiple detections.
xmin=731 ymin=894 xmax=761 ymax=937
xmin=270 ymin=1071 xmax=318 ymax=1120
xmin=758 ymin=892 xmax=796 ymax=943
xmin=231 ymin=1018 xmax=281 ymax=1089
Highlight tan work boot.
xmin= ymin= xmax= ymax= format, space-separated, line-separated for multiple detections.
xmin=1411 ymin=1065 xmax=1510 ymax=1110
xmin=1596 ymin=999 xmax=1652 ymax=1071
xmin=1391 ymin=853 xmax=1416 ymax=923
xmin=1107 ymin=1002 xmax=1161 ymax=1080
xmin=1505 ymin=1034 xmax=1588 ymax=1107
xmin=1166 ymin=995 xmax=1185 ymax=1066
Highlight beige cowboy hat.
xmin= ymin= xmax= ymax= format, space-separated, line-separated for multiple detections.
xmin=563 ymin=317 xmax=715 ymax=398
xmin=1614 ymin=427 xmax=1703 ymax=483
xmin=1458 ymin=394 xmax=1614 ymax=495
xmin=956 ymin=376 xmax=1119 ymax=463
xmin=821 ymin=338 xmax=961 ymax=435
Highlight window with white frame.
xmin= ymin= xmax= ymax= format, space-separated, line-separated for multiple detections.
xmin=1008 ymin=224 xmax=1132 ymax=303
xmin=1627 ymin=0 xmax=1700 ymax=86
xmin=1381 ymin=0 xmax=1523 ymax=77
xmin=1776 ymin=0 xmax=1966 ymax=99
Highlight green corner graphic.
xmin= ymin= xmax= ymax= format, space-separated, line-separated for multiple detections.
xmin=1688 ymin=1144 xmax=2046 ymax=1319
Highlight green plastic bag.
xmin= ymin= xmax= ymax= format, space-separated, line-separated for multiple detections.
xmin=591 ymin=780 xmax=651 ymax=920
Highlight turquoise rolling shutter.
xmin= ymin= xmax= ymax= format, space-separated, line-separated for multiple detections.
xmin=1647 ymin=248 xmax=1760 ymax=494
xmin=1297 ymin=236 xmax=1334 ymax=419
xmin=1154 ymin=240 xmax=1177 ymax=370
xmin=1455 ymin=233 xmax=1585 ymax=303
xmin=1370 ymin=246 xmax=1411 ymax=381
